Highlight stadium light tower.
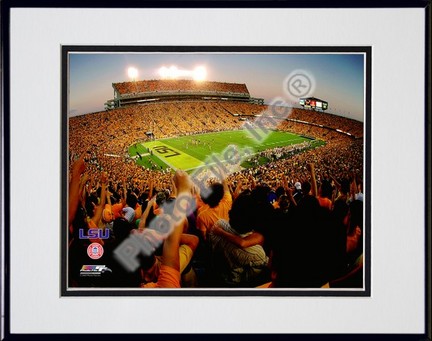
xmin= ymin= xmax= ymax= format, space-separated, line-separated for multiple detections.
xmin=128 ymin=67 xmax=138 ymax=81
xmin=159 ymin=66 xmax=169 ymax=79
xmin=193 ymin=66 xmax=207 ymax=81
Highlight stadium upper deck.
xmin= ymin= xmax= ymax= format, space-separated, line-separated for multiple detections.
xmin=105 ymin=79 xmax=264 ymax=109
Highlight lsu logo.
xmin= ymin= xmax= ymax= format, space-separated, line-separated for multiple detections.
xmin=79 ymin=228 xmax=110 ymax=239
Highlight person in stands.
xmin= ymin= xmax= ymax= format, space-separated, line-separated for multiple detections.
xmin=208 ymin=193 xmax=269 ymax=287
xmin=196 ymin=177 xmax=232 ymax=241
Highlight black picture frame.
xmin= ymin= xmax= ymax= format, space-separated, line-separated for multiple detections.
xmin=1 ymin=0 xmax=430 ymax=340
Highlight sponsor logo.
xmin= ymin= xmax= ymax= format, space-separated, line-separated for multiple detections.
xmin=79 ymin=228 xmax=110 ymax=239
xmin=80 ymin=265 xmax=112 ymax=277
xmin=87 ymin=242 xmax=104 ymax=259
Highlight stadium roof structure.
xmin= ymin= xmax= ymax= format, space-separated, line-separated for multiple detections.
xmin=105 ymin=79 xmax=264 ymax=109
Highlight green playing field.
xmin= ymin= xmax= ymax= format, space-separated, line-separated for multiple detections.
xmin=128 ymin=129 xmax=318 ymax=172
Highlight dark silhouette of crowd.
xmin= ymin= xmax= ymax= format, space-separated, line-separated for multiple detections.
xmin=68 ymin=99 xmax=364 ymax=289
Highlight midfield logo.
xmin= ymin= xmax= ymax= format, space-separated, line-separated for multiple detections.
xmin=79 ymin=228 xmax=110 ymax=239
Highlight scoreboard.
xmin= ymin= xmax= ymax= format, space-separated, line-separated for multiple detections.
xmin=299 ymin=97 xmax=328 ymax=111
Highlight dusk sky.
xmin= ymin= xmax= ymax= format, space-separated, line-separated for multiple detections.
xmin=69 ymin=53 xmax=365 ymax=122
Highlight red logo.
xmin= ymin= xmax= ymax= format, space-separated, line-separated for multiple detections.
xmin=87 ymin=243 xmax=104 ymax=260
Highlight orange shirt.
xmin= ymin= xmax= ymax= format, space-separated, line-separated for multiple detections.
xmin=134 ymin=204 xmax=142 ymax=222
xmin=112 ymin=203 xmax=124 ymax=219
xmin=196 ymin=192 xmax=232 ymax=237
xmin=318 ymin=197 xmax=332 ymax=210
xmin=142 ymin=265 xmax=180 ymax=288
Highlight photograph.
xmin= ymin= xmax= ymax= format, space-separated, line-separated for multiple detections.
xmin=64 ymin=48 xmax=369 ymax=294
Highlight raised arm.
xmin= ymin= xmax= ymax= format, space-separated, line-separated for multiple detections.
xmin=147 ymin=179 xmax=154 ymax=201
xmin=192 ymin=183 xmax=205 ymax=211
xmin=212 ymin=222 xmax=264 ymax=248
xmin=170 ymin=177 xmax=178 ymax=198
xmin=106 ymin=187 xmax=112 ymax=206
xmin=90 ymin=172 xmax=108 ymax=226
xmin=282 ymin=174 xmax=297 ymax=207
xmin=233 ymin=179 xmax=243 ymax=200
xmin=138 ymin=197 xmax=155 ymax=231
xmin=350 ymin=171 xmax=358 ymax=201
xmin=68 ymin=154 xmax=86 ymax=226
xmin=250 ymin=176 xmax=257 ymax=190
xmin=330 ymin=174 xmax=341 ymax=191
xmin=180 ymin=233 xmax=199 ymax=254
xmin=160 ymin=170 xmax=193 ymax=271
xmin=307 ymin=163 xmax=318 ymax=198
xmin=222 ymin=176 xmax=230 ymax=194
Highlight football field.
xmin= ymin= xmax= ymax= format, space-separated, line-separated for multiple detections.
xmin=128 ymin=129 xmax=318 ymax=172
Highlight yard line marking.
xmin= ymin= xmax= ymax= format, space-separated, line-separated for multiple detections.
xmin=130 ymin=153 xmax=149 ymax=159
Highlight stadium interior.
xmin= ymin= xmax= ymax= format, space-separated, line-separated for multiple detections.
xmin=68 ymin=79 xmax=365 ymax=290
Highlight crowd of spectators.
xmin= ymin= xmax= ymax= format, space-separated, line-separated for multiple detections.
xmin=68 ymin=99 xmax=364 ymax=289
xmin=69 ymin=101 xmax=242 ymax=161
xmin=219 ymin=102 xmax=267 ymax=116
xmin=288 ymin=108 xmax=363 ymax=138
xmin=113 ymin=79 xmax=250 ymax=97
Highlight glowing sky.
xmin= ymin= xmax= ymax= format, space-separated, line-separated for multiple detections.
xmin=69 ymin=52 xmax=365 ymax=122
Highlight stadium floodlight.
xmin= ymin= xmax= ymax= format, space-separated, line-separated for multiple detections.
xmin=193 ymin=66 xmax=207 ymax=81
xmin=169 ymin=65 xmax=179 ymax=78
xmin=127 ymin=67 xmax=138 ymax=81
xmin=159 ymin=66 xmax=169 ymax=79
xmin=159 ymin=65 xmax=180 ymax=79
xmin=158 ymin=65 xmax=206 ymax=80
